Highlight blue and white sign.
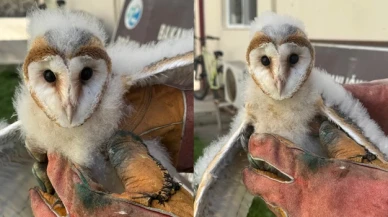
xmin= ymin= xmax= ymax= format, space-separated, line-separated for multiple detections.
xmin=115 ymin=0 xmax=193 ymax=44
xmin=124 ymin=0 xmax=143 ymax=29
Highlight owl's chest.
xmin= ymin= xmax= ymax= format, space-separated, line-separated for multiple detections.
xmin=245 ymin=97 xmax=320 ymax=142
xmin=23 ymin=116 xmax=116 ymax=167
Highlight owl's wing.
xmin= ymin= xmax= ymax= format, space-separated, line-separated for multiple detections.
xmin=313 ymin=69 xmax=388 ymax=163
xmin=133 ymin=51 xmax=193 ymax=89
xmin=0 ymin=121 xmax=35 ymax=217
xmin=194 ymin=112 xmax=254 ymax=217
xmin=107 ymin=32 xmax=193 ymax=90
xmin=319 ymin=98 xmax=388 ymax=163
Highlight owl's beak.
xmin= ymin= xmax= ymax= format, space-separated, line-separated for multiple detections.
xmin=65 ymin=105 xmax=73 ymax=124
xmin=275 ymin=78 xmax=284 ymax=95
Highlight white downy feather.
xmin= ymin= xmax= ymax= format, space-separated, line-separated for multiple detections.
xmin=27 ymin=9 xmax=107 ymax=48
xmin=107 ymin=30 xmax=193 ymax=84
xmin=250 ymin=11 xmax=306 ymax=38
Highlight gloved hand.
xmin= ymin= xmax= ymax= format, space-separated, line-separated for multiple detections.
xmin=243 ymin=81 xmax=388 ymax=217
xmin=29 ymin=153 xmax=173 ymax=217
xmin=243 ymin=133 xmax=388 ymax=217
xmin=29 ymin=131 xmax=193 ymax=217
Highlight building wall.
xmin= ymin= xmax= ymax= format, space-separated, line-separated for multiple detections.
xmin=197 ymin=0 xmax=388 ymax=62
xmin=277 ymin=0 xmax=388 ymax=41
xmin=66 ymin=0 xmax=125 ymax=39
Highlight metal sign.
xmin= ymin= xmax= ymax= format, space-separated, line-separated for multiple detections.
xmin=314 ymin=44 xmax=388 ymax=84
xmin=114 ymin=0 xmax=193 ymax=43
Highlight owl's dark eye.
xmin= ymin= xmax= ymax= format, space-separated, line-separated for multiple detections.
xmin=289 ymin=54 xmax=299 ymax=64
xmin=261 ymin=56 xmax=270 ymax=66
xmin=43 ymin=70 xmax=56 ymax=83
xmin=80 ymin=67 xmax=93 ymax=81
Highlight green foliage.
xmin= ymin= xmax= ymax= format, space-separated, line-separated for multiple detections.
xmin=0 ymin=66 xmax=19 ymax=123
xmin=247 ymin=197 xmax=276 ymax=217
xmin=194 ymin=136 xmax=207 ymax=162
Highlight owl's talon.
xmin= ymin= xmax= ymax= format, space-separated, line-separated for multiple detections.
xmin=26 ymin=142 xmax=48 ymax=163
xmin=362 ymin=150 xmax=377 ymax=162
xmin=240 ymin=124 xmax=255 ymax=151
xmin=32 ymin=162 xmax=54 ymax=194
xmin=52 ymin=198 xmax=65 ymax=208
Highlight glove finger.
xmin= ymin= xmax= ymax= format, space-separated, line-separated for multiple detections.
xmin=46 ymin=153 xmax=175 ymax=217
xmin=108 ymin=132 xmax=165 ymax=192
xmin=108 ymin=132 xmax=182 ymax=205
xmin=248 ymin=133 xmax=301 ymax=179
xmin=46 ymin=152 xmax=86 ymax=212
xmin=47 ymin=152 xmax=110 ymax=206
xmin=29 ymin=187 xmax=58 ymax=217
xmin=107 ymin=132 xmax=193 ymax=216
xmin=242 ymin=168 xmax=288 ymax=207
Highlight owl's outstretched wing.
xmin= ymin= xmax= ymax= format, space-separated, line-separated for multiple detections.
xmin=318 ymin=98 xmax=388 ymax=163
xmin=108 ymin=34 xmax=194 ymax=190
xmin=134 ymin=51 xmax=193 ymax=89
xmin=0 ymin=121 xmax=35 ymax=217
xmin=107 ymin=32 xmax=193 ymax=90
xmin=312 ymin=69 xmax=388 ymax=163
xmin=194 ymin=112 xmax=254 ymax=217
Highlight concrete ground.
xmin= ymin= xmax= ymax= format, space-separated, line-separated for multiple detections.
xmin=194 ymin=94 xmax=234 ymax=147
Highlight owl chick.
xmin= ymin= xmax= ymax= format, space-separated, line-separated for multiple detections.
xmin=0 ymin=8 xmax=193 ymax=216
xmin=17 ymin=8 xmax=193 ymax=165
xmin=194 ymin=12 xmax=388 ymax=217
xmin=243 ymin=12 xmax=388 ymax=157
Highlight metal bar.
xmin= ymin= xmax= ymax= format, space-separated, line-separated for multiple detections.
xmin=198 ymin=0 xmax=206 ymax=47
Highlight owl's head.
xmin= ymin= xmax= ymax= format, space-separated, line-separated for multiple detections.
xmin=23 ymin=9 xmax=111 ymax=128
xmin=246 ymin=12 xmax=314 ymax=100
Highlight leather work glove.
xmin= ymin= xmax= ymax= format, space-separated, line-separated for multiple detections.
xmin=29 ymin=131 xmax=193 ymax=217
xmin=29 ymin=153 xmax=172 ymax=217
xmin=243 ymin=133 xmax=388 ymax=217
xmin=120 ymin=85 xmax=193 ymax=173
xmin=243 ymin=81 xmax=388 ymax=217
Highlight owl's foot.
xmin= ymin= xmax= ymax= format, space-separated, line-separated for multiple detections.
xmin=27 ymin=146 xmax=54 ymax=194
xmin=240 ymin=124 xmax=255 ymax=151
xmin=32 ymin=162 xmax=54 ymax=194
